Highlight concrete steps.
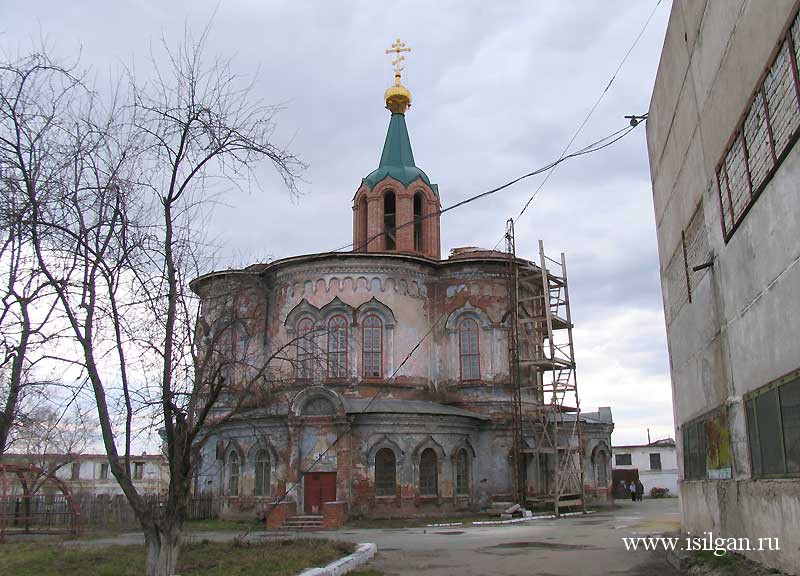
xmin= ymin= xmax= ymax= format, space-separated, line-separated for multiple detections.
xmin=283 ymin=514 xmax=325 ymax=531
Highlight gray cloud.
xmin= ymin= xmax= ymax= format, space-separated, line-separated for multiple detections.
xmin=2 ymin=0 xmax=673 ymax=445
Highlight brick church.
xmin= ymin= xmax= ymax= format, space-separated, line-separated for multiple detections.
xmin=191 ymin=43 xmax=614 ymax=525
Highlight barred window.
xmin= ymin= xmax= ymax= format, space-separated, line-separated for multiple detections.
xmin=717 ymin=10 xmax=800 ymax=240
xmin=419 ymin=448 xmax=438 ymax=496
xmin=683 ymin=419 xmax=707 ymax=480
xmin=327 ymin=315 xmax=348 ymax=378
xmin=455 ymin=449 xmax=469 ymax=495
xmin=363 ymin=315 xmax=382 ymax=378
xmin=228 ymin=451 xmax=239 ymax=496
xmin=459 ymin=318 xmax=480 ymax=381
xmin=615 ymin=453 xmax=631 ymax=466
xmin=254 ymin=449 xmax=271 ymax=496
xmin=375 ymin=448 xmax=396 ymax=496
xmin=297 ymin=317 xmax=315 ymax=380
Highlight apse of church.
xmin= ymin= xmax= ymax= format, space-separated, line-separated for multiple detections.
xmin=190 ymin=40 xmax=613 ymax=523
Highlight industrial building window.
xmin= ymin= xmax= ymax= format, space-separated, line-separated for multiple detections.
xmin=296 ymin=317 xmax=315 ymax=380
xmin=375 ymin=448 xmax=396 ymax=496
xmin=362 ymin=314 xmax=382 ymax=378
xmin=614 ymin=454 xmax=631 ymax=466
xmin=419 ymin=448 xmax=438 ymax=496
xmin=100 ymin=463 xmax=109 ymax=480
xmin=649 ymin=453 xmax=662 ymax=470
xmin=254 ymin=450 xmax=271 ymax=496
xmin=682 ymin=419 xmax=707 ymax=480
xmin=327 ymin=315 xmax=348 ymax=379
xmin=746 ymin=375 xmax=800 ymax=477
xmin=458 ymin=318 xmax=480 ymax=381
xmin=228 ymin=451 xmax=240 ymax=496
xmin=455 ymin=449 xmax=469 ymax=495
xmin=717 ymin=9 xmax=800 ymax=241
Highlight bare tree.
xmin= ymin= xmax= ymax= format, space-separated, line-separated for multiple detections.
xmin=0 ymin=53 xmax=81 ymax=457
xmin=1 ymin=33 xmax=304 ymax=575
xmin=10 ymin=404 xmax=96 ymax=479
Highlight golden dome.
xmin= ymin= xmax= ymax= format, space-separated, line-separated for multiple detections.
xmin=384 ymin=38 xmax=412 ymax=114
xmin=385 ymin=79 xmax=412 ymax=114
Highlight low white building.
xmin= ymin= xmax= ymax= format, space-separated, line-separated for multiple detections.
xmin=2 ymin=453 xmax=169 ymax=495
xmin=612 ymin=439 xmax=678 ymax=496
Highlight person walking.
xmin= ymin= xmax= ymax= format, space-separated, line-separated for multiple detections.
xmin=629 ymin=481 xmax=637 ymax=502
xmin=636 ymin=480 xmax=645 ymax=501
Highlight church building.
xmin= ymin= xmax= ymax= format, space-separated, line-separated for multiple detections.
xmin=191 ymin=42 xmax=613 ymax=525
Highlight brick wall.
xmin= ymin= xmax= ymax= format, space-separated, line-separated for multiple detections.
xmin=265 ymin=501 xmax=296 ymax=529
xmin=322 ymin=501 xmax=348 ymax=529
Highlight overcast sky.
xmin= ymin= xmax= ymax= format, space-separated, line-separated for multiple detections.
xmin=3 ymin=0 xmax=673 ymax=446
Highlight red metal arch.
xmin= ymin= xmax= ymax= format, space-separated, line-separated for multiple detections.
xmin=0 ymin=463 xmax=82 ymax=539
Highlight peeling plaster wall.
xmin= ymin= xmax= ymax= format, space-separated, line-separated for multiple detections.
xmin=192 ymin=253 xmax=612 ymax=518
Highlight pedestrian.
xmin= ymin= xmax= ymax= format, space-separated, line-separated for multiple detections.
xmin=629 ymin=481 xmax=636 ymax=502
xmin=636 ymin=480 xmax=644 ymax=501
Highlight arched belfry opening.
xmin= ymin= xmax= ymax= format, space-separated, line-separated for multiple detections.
xmin=414 ymin=192 xmax=424 ymax=252
xmin=383 ymin=191 xmax=396 ymax=250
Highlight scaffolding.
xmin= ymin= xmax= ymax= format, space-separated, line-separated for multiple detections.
xmin=506 ymin=218 xmax=586 ymax=515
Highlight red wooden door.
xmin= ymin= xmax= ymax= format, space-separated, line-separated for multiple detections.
xmin=304 ymin=472 xmax=337 ymax=514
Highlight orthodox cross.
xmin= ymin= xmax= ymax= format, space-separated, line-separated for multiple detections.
xmin=385 ymin=38 xmax=411 ymax=80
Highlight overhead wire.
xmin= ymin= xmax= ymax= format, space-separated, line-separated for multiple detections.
xmin=493 ymin=0 xmax=664 ymax=251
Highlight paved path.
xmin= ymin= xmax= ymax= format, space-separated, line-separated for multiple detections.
xmin=69 ymin=498 xmax=682 ymax=575
xmin=329 ymin=498 xmax=682 ymax=576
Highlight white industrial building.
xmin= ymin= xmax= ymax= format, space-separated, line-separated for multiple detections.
xmin=646 ymin=1 xmax=800 ymax=573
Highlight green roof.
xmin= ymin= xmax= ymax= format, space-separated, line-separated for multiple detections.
xmin=362 ymin=113 xmax=438 ymax=194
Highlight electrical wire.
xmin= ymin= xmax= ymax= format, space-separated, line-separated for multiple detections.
xmin=491 ymin=0 xmax=664 ymax=251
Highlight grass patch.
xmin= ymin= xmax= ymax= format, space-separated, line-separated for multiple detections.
xmin=184 ymin=517 xmax=262 ymax=532
xmin=345 ymin=514 xmax=491 ymax=530
xmin=692 ymin=550 xmax=754 ymax=575
xmin=0 ymin=538 xmax=353 ymax=576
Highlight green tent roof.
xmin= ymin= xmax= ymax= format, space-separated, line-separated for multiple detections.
xmin=362 ymin=113 xmax=438 ymax=194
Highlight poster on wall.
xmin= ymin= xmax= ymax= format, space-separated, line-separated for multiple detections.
xmin=705 ymin=410 xmax=732 ymax=480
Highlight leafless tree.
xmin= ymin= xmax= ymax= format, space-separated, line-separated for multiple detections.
xmin=0 ymin=52 xmax=82 ymax=458
xmin=7 ymin=403 xmax=96 ymax=490
xmin=1 ymin=32 xmax=304 ymax=575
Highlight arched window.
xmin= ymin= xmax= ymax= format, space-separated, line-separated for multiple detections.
xmin=297 ymin=317 xmax=315 ymax=380
xmin=413 ymin=192 xmax=424 ymax=251
xmin=228 ymin=451 xmax=240 ymax=496
xmin=327 ymin=315 xmax=348 ymax=378
xmin=455 ymin=448 xmax=469 ymax=495
xmin=375 ymin=448 xmax=396 ymax=496
xmin=358 ymin=196 xmax=368 ymax=251
xmin=303 ymin=396 xmax=336 ymax=416
xmin=419 ymin=448 xmax=438 ymax=496
xmin=254 ymin=449 xmax=271 ymax=496
xmin=595 ymin=450 xmax=609 ymax=489
xmin=459 ymin=318 xmax=480 ymax=381
xmin=362 ymin=315 xmax=383 ymax=378
xmin=383 ymin=191 xmax=396 ymax=250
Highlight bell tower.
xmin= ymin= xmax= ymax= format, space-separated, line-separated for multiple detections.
xmin=352 ymin=39 xmax=441 ymax=260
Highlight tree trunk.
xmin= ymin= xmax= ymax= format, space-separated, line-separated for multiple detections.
xmin=144 ymin=523 xmax=181 ymax=576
